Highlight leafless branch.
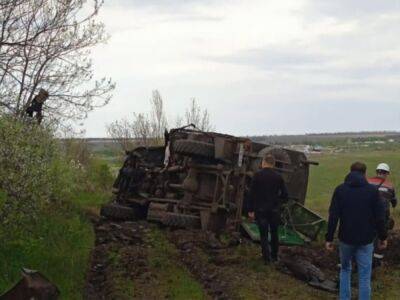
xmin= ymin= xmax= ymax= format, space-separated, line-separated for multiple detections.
xmin=0 ymin=0 xmax=114 ymax=122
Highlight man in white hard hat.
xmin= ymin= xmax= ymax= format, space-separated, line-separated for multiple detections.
xmin=368 ymin=163 xmax=397 ymax=230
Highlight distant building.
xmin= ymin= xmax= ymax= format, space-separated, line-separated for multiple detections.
xmin=311 ymin=145 xmax=323 ymax=152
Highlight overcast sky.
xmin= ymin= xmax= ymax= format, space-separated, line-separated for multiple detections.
xmin=84 ymin=0 xmax=400 ymax=137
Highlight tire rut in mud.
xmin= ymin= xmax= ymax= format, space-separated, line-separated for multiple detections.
xmin=85 ymin=219 xmax=153 ymax=299
xmin=165 ymin=229 xmax=243 ymax=300
xmin=85 ymin=218 xmax=242 ymax=300
xmin=85 ymin=215 xmax=400 ymax=300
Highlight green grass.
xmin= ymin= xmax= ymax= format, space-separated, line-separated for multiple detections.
xmin=372 ymin=268 xmax=400 ymax=300
xmin=303 ymin=149 xmax=400 ymax=299
xmin=0 ymin=190 xmax=109 ymax=299
xmin=104 ymin=226 xmax=206 ymax=299
xmin=0 ymin=206 xmax=94 ymax=299
xmin=107 ymin=250 xmax=136 ymax=300
xmin=72 ymin=191 xmax=110 ymax=210
xmin=146 ymin=228 xmax=206 ymax=300
xmin=232 ymin=243 xmax=332 ymax=299
xmin=306 ymin=150 xmax=400 ymax=222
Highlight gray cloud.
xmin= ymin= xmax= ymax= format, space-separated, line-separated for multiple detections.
xmin=307 ymin=0 xmax=400 ymax=19
xmin=105 ymin=0 xmax=221 ymax=11
xmin=207 ymin=47 xmax=331 ymax=70
xmin=332 ymin=63 xmax=400 ymax=79
xmin=206 ymin=8 xmax=400 ymax=81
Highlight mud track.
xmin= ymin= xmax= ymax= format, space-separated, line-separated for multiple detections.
xmin=85 ymin=218 xmax=153 ymax=299
xmin=165 ymin=229 xmax=243 ymax=299
xmin=85 ymin=216 xmax=400 ymax=299
xmin=84 ymin=216 xmax=243 ymax=299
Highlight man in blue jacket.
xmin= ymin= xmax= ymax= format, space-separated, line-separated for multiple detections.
xmin=325 ymin=162 xmax=388 ymax=300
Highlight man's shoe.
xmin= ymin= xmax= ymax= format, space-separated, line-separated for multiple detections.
xmin=271 ymin=256 xmax=279 ymax=262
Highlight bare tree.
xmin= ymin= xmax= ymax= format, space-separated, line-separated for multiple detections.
xmin=185 ymin=98 xmax=214 ymax=131
xmin=107 ymin=92 xmax=215 ymax=150
xmin=150 ymin=90 xmax=168 ymax=144
xmin=0 ymin=0 xmax=115 ymax=122
xmin=132 ymin=113 xmax=152 ymax=147
xmin=174 ymin=115 xmax=183 ymax=128
xmin=106 ymin=118 xmax=136 ymax=151
xmin=106 ymin=90 xmax=169 ymax=150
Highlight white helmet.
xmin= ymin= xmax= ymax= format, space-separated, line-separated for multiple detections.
xmin=376 ymin=163 xmax=390 ymax=173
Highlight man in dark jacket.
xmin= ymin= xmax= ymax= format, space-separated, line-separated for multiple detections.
xmin=325 ymin=162 xmax=387 ymax=300
xmin=25 ymin=89 xmax=49 ymax=124
xmin=248 ymin=154 xmax=288 ymax=264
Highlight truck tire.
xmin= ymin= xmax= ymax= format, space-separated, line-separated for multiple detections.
xmin=100 ymin=203 xmax=137 ymax=221
xmin=173 ymin=139 xmax=214 ymax=158
xmin=266 ymin=147 xmax=291 ymax=165
xmin=163 ymin=213 xmax=201 ymax=228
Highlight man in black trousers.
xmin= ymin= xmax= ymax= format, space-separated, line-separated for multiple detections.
xmin=248 ymin=154 xmax=288 ymax=263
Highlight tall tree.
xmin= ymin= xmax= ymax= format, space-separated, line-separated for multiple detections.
xmin=150 ymin=90 xmax=167 ymax=144
xmin=106 ymin=118 xmax=135 ymax=151
xmin=106 ymin=90 xmax=168 ymax=150
xmin=0 ymin=0 xmax=114 ymax=122
xmin=107 ymin=91 xmax=215 ymax=151
xmin=185 ymin=98 xmax=213 ymax=131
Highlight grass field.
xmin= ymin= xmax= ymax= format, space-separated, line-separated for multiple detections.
xmin=301 ymin=150 xmax=400 ymax=299
xmin=306 ymin=150 xmax=400 ymax=225
xmin=0 ymin=191 xmax=109 ymax=299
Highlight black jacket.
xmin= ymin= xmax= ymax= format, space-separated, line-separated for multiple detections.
xmin=248 ymin=168 xmax=288 ymax=214
xmin=326 ymin=171 xmax=387 ymax=245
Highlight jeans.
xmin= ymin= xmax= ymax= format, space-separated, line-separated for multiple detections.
xmin=339 ymin=242 xmax=374 ymax=300
xmin=256 ymin=211 xmax=280 ymax=262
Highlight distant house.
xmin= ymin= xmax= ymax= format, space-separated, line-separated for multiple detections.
xmin=289 ymin=145 xmax=310 ymax=153
xmin=311 ymin=145 xmax=323 ymax=152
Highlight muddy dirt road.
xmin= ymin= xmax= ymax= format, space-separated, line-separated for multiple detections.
xmin=85 ymin=216 xmax=400 ymax=300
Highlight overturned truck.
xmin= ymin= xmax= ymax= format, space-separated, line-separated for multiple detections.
xmin=101 ymin=125 xmax=324 ymax=239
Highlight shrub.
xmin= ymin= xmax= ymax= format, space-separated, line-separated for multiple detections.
xmin=86 ymin=158 xmax=114 ymax=191
xmin=0 ymin=116 xmax=81 ymax=232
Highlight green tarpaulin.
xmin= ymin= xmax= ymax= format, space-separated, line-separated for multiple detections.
xmin=241 ymin=221 xmax=305 ymax=246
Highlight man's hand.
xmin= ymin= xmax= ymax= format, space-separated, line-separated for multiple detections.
xmin=248 ymin=211 xmax=255 ymax=221
xmin=378 ymin=239 xmax=388 ymax=250
xmin=325 ymin=242 xmax=334 ymax=252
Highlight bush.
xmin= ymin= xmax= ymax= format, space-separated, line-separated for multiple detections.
xmin=0 ymin=117 xmax=76 ymax=231
xmin=0 ymin=116 xmax=112 ymax=298
xmin=86 ymin=158 xmax=114 ymax=191
xmin=0 ymin=117 xmax=114 ymax=229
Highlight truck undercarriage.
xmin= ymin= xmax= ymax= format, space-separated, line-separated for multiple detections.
xmin=101 ymin=125 xmax=324 ymax=240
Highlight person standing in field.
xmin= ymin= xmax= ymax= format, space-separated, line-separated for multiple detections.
xmin=248 ymin=154 xmax=288 ymax=264
xmin=368 ymin=163 xmax=397 ymax=230
xmin=325 ymin=162 xmax=388 ymax=300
